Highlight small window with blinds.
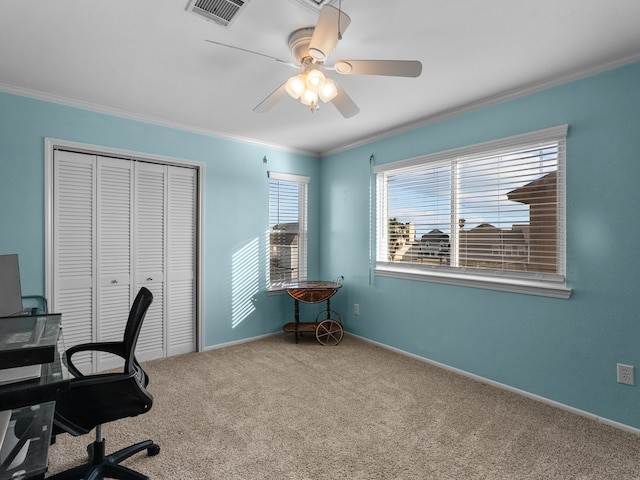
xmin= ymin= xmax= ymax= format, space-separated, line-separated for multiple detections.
xmin=268 ymin=171 xmax=309 ymax=289
xmin=374 ymin=125 xmax=570 ymax=298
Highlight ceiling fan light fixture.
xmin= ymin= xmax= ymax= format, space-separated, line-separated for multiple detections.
xmin=319 ymin=78 xmax=338 ymax=103
xmin=334 ymin=61 xmax=352 ymax=74
xmin=285 ymin=74 xmax=306 ymax=99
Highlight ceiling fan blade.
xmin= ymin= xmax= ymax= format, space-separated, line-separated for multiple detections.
xmin=334 ymin=60 xmax=423 ymax=77
xmin=205 ymin=39 xmax=297 ymax=67
xmin=308 ymin=5 xmax=351 ymax=61
xmin=253 ymin=82 xmax=288 ymax=113
xmin=331 ymin=83 xmax=359 ymax=118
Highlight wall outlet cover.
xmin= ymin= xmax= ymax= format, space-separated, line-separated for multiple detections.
xmin=617 ymin=363 xmax=635 ymax=386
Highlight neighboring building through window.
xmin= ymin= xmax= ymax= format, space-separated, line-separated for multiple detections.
xmin=374 ymin=125 xmax=570 ymax=298
xmin=268 ymin=171 xmax=309 ymax=288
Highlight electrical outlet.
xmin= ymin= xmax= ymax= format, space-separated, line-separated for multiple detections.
xmin=617 ymin=364 xmax=635 ymax=385
xmin=353 ymin=304 xmax=360 ymax=316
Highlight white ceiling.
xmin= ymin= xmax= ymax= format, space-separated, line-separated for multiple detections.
xmin=1 ymin=0 xmax=639 ymax=156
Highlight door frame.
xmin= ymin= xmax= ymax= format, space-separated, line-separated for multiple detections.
xmin=44 ymin=137 xmax=205 ymax=354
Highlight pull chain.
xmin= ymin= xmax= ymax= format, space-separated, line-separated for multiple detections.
xmin=338 ymin=0 xmax=343 ymax=40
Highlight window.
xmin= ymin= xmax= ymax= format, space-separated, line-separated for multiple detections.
xmin=268 ymin=171 xmax=309 ymax=289
xmin=374 ymin=125 xmax=571 ymax=298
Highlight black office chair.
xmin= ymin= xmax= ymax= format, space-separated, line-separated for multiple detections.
xmin=48 ymin=287 xmax=160 ymax=480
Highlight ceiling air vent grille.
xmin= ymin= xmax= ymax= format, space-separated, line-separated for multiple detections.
xmin=186 ymin=0 xmax=249 ymax=28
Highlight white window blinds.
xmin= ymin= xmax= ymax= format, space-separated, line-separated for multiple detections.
xmin=375 ymin=125 xmax=569 ymax=296
xmin=268 ymin=171 xmax=309 ymax=288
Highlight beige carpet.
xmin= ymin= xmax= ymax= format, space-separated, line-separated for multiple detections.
xmin=47 ymin=333 xmax=640 ymax=479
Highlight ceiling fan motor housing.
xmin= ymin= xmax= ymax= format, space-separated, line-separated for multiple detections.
xmin=288 ymin=28 xmax=316 ymax=64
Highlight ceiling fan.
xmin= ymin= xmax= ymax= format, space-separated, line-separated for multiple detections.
xmin=205 ymin=4 xmax=422 ymax=118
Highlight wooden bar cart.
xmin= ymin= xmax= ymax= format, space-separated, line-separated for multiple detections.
xmin=283 ymin=281 xmax=343 ymax=345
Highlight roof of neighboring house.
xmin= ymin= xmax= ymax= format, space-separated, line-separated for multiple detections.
xmin=507 ymin=171 xmax=557 ymax=204
xmin=271 ymin=223 xmax=299 ymax=245
xmin=421 ymin=229 xmax=449 ymax=242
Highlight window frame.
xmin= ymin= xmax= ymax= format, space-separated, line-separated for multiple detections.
xmin=267 ymin=171 xmax=309 ymax=291
xmin=373 ymin=125 xmax=572 ymax=299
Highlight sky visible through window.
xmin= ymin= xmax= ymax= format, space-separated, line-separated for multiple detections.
xmin=269 ymin=180 xmax=299 ymax=226
xmin=386 ymin=146 xmax=558 ymax=237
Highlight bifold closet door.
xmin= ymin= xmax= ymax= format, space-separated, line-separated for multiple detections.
xmin=53 ymin=153 xmax=134 ymax=372
xmin=134 ymin=163 xmax=197 ymax=360
xmin=52 ymin=150 xmax=197 ymax=373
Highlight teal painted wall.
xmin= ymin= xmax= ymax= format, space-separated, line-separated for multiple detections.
xmin=0 ymin=93 xmax=320 ymax=346
xmin=2 ymin=60 xmax=640 ymax=430
xmin=319 ymin=61 xmax=640 ymax=428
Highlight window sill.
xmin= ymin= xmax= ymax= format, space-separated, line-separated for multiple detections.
xmin=374 ymin=264 xmax=572 ymax=299
xmin=267 ymin=287 xmax=287 ymax=296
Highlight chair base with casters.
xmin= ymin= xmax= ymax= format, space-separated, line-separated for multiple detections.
xmin=48 ymin=425 xmax=160 ymax=480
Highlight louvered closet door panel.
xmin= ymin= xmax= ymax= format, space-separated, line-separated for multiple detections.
xmin=52 ymin=149 xmax=199 ymax=371
xmin=167 ymin=166 xmax=196 ymax=356
xmin=134 ymin=162 xmax=166 ymax=362
xmin=96 ymin=156 xmax=133 ymax=371
xmin=53 ymin=150 xmax=96 ymax=373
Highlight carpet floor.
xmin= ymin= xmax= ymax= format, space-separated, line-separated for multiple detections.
xmin=47 ymin=333 xmax=640 ymax=479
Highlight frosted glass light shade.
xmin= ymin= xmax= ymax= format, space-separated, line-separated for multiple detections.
xmin=285 ymin=74 xmax=306 ymax=99
xmin=305 ymin=69 xmax=325 ymax=93
xmin=319 ymin=78 xmax=338 ymax=102
xmin=300 ymin=89 xmax=318 ymax=106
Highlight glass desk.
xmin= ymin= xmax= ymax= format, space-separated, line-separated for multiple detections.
xmin=0 ymin=402 xmax=55 ymax=480
xmin=0 ymin=314 xmax=69 ymax=480
xmin=0 ymin=315 xmax=60 ymax=370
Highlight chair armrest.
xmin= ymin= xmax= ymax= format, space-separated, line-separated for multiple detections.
xmin=65 ymin=341 xmax=126 ymax=378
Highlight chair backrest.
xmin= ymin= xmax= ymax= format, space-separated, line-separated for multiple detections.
xmin=123 ymin=287 xmax=153 ymax=373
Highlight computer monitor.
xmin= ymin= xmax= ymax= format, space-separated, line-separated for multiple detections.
xmin=0 ymin=254 xmax=24 ymax=317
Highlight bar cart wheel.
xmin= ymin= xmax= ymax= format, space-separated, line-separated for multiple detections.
xmin=315 ymin=319 xmax=344 ymax=346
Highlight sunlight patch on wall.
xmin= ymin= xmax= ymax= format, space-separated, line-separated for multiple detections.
xmin=231 ymin=237 xmax=260 ymax=328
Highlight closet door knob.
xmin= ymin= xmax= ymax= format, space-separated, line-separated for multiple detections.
xmin=111 ymin=279 xmax=118 ymax=284
xmin=147 ymin=277 xmax=153 ymax=281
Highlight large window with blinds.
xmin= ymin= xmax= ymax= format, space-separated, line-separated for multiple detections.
xmin=268 ymin=171 xmax=309 ymax=289
xmin=374 ymin=125 xmax=570 ymax=298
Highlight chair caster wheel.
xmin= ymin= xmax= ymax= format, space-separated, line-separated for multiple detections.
xmin=148 ymin=444 xmax=160 ymax=456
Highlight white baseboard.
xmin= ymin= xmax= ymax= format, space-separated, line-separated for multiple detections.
xmin=202 ymin=331 xmax=281 ymax=352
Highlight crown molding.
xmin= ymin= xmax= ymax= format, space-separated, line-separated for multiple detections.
xmin=0 ymin=83 xmax=319 ymax=158
xmin=320 ymin=52 xmax=640 ymax=157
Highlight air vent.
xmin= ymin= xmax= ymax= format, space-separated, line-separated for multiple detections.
xmin=186 ymin=0 xmax=249 ymax=28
